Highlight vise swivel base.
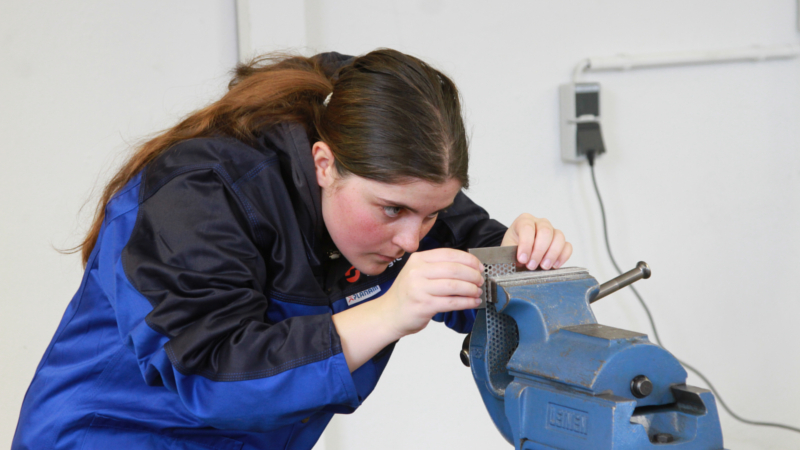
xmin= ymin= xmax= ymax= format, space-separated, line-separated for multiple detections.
xmin=464 ymin=247 xmax=725 ymax=450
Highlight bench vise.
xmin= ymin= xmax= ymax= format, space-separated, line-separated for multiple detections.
xmin=464 ymin=247 xmax=725 ymax=449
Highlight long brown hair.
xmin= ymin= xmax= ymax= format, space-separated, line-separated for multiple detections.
xmin=77 ymin=48 xmax=469 ymax=265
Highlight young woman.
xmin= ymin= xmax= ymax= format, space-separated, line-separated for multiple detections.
xmin=13 ymin=49 xmax=571 ymax=449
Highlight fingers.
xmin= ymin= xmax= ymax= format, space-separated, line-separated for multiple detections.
xmin=420 ymin=261 xmax=484 ymax=286
xmin=501 ymin=213 xmax=575 ymax=270
xmin=424 ymin=278 xmax=483 ymax=298
xmin=528 ymin=220 xmax=553 ymax=270
xmin=539 ymin=229 xmax=565 ymax=270
xmin=437 ymin=296 xmax=484 ymax=313
xmin=383 ymin=249 xmax=488 ymax=337
xmin=417 ymin=248 xmax=484 ymax=273
xmin=553 ymin=242 xmax=573 ymax=269
xmin=514 ymin=219 xmax=535 ymax=266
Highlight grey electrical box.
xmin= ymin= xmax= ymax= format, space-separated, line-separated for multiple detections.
xmin=559 ymin=82 xmax=606 ymax=163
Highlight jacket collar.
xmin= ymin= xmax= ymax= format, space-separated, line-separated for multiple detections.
xmin=253 ymin=52 xmax=354 ymax=269
xmin=253 ymin=123 xmax=333 ymax=265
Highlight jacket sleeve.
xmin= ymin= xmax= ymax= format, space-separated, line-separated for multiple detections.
xmin=116 ymin=168 xmax=359 ymax=432
xmin=423 ymin=191 xmax=508 ymax=333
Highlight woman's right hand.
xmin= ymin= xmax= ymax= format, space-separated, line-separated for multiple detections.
xmin=332 ymin=248 xmax=484 ymax=372
xmin=378 ymin=248 xmax=485 ymax=337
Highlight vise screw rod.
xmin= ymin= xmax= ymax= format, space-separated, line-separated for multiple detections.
xmin=590 ymin=261 xmax=651 ymax=303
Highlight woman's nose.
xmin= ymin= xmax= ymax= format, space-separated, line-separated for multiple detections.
xmin=393 ymin=221 xmax=423 ymax=254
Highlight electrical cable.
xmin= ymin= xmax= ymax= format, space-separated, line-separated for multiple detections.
xmin=585 ymin=150 xmax=800 ymax=435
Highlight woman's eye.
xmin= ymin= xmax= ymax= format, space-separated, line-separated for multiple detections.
xmin=383 ymin=206 xmax=402 ymax=217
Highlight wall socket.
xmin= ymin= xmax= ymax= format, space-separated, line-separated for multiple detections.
xmin=559 ymin=82 xmax=606 ymax=163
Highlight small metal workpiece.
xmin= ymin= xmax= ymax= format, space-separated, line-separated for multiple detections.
xmin=468 ymin=245 xmax=519 ymax=266
xmin=469 ymin=246 xmax=521 ymax=308
xmin=590 ymin=261 xmax=651 ymax=303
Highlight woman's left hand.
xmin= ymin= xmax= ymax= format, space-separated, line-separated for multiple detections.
xmin=501 ymin=213 xmax=572 ymax=270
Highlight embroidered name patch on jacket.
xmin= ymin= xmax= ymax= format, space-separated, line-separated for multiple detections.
xmin=346 ymin=285 xmax=381 ymax=306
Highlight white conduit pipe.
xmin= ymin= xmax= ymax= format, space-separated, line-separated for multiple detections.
xmin=573 ymin=44 xmax=800 ymax=82
xmin=235 ymin=0 xmax=252 ymax=64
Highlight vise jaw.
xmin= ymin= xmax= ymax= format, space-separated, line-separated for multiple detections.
xmin=467 ymin=247 xmax=725 ymax=450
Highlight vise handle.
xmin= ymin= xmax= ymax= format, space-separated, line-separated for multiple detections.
xmin=590 ymin=261 xmax=651 ymax=303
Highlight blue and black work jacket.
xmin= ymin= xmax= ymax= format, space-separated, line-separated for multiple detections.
xmin=12 ymin=119 xmax=507 ymax=449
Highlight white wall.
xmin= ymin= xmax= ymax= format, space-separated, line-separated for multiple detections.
xmin=0 ymin=0 xmax=238 ymax=445
xmin=2 ymin=1 xmax=799 ymax=449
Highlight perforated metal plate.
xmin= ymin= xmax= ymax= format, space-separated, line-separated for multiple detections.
xmin=470 ymin=246 xmax=519 ymax=308
xmin=470 ymin=247 xmax=521 ymax=388
xmin=485 ymin=303 xmax=519 ymax=379
xmin=484 ymin=261 xmax=514 ymax=305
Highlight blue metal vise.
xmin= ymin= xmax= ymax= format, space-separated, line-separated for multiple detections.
xmin=465 ymin=247 xmax=725 ymax=450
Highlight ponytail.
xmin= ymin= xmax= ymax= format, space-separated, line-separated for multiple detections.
xmin=76 ymin=54 xmax=333 ymax=265
xmin=76 ymin=49 xmax=469 ymax=266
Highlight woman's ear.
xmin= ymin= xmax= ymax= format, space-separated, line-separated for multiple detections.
xmin=312 ymin=141 xmax=337 ymax=188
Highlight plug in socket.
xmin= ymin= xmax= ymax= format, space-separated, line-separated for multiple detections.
xmin=559 ymin=82 xmax=606 ymax=163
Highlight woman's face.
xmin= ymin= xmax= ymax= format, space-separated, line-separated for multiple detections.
xmin=314 ymin=142 xmax=461 ymax=275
